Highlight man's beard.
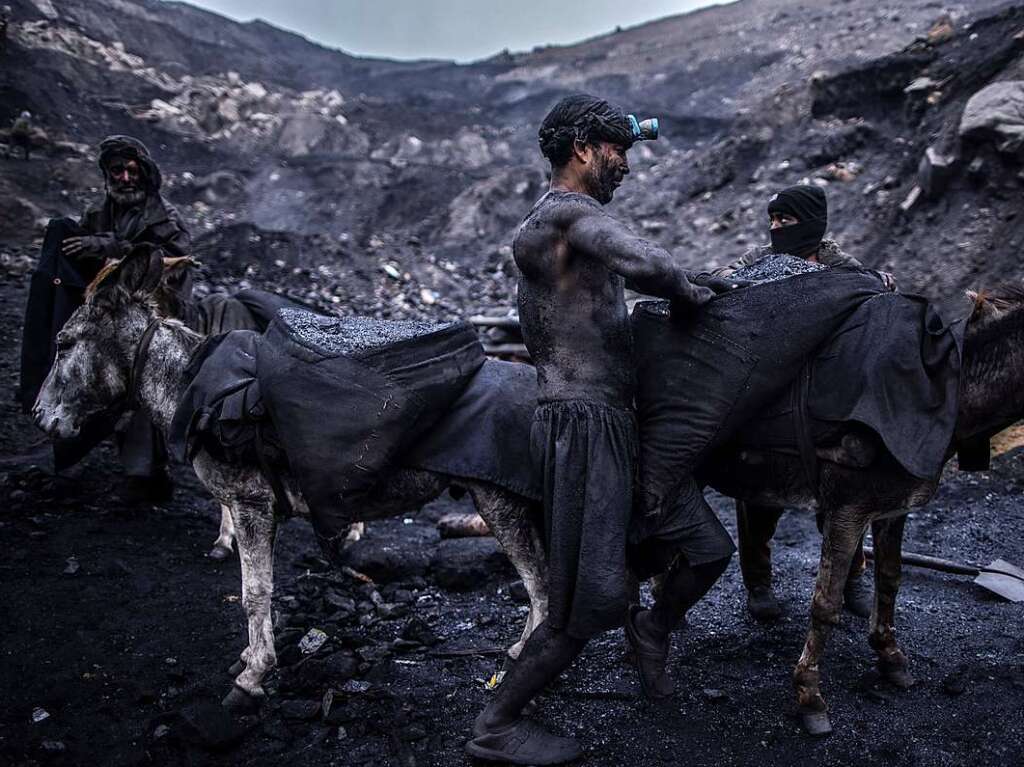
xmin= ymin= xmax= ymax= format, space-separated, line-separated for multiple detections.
xmin=586 ymin=158 xmax=621 ymax=205
xmin=109 ymin=187 xmax=147 ymax=207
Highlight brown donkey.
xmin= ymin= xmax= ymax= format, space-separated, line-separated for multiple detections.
xmin=704 ymin=285 xmax=1024 ymax=735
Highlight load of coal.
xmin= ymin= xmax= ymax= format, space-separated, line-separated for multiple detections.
xmin=279 ymin=308 xmax=451 ymax=355
xmin=732 ymin=254 xmax=827 ymax=284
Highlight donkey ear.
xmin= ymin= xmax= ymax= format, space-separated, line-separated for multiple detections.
xmin=160 ymin=256 xmax=198 ymax=290
xmin=115 ymin=244 xmax=165 ymax=295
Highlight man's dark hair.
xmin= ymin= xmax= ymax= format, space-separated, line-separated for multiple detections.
xmin=538 ymin=94 xmax=634 ymax=167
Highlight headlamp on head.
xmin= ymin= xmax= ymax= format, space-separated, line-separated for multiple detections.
xmin=627 ymin=114 xmax=659 ymax=141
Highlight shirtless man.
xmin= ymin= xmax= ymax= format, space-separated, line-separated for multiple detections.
xmin=466 ymin=94 xmax=735 ymax=765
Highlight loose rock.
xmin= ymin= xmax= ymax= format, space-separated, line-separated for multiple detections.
xmin=176 ymin=702 xmax=248 ymax=751
xmin=280 ymin=699 xmax=321 ymax=721
xmin=430 ymin=537 xmax=511 ymax=590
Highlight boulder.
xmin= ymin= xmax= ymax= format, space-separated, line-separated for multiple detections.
xmin=926 ymin=13 xmax=955 ymax=45
xmin=339 ymin=539 xmax=432 ymax=582
xmin=436 ymin=512 xmax=490 ymax=539
xmin=176 ymin=702 xmax=248 ymax=751
xmin=276 ymin=114 xmax=369 ymax=157
xmin=960 ymin=81 xmax=1024 ymax=153
xmin=280 ymin=650 xmax=359 ymax=695
xmin=279 ymin=699 xmax=321 ymax=721
xmin=186 ymin=170 xmax=246 ymax=204
xmin=277 ymin=114 xmax=327 ymax=156
xmin=917 ymin=146 xmax=957 ymax=199
xmin=430 ymin=537 xmax=511 ymax=590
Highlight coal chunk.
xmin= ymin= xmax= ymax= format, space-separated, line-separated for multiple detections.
xmin=281 ymin=650 xmax=359 ymax=694
xmin=339 ymin=540 xmax=432 ymax=582
xmin=175 ymin=702 xmax=248 ymax=751
xmin=430 ymin=537 xmax=511 ymax=590
xmin=280 ymin=699 xmax=321 ymax=721
xmin=507 ymin=579 xmax=530 ymax=604
xmin=400 ymin=616 xmax=439 ymax=647
xmin=943 ymin=667 xmax=970 ymax=696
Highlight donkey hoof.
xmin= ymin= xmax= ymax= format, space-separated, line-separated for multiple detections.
xmin=882 ymin=666 xmax=916 ymax=690
xmin=799 ymin=709 xmax=833 ymax=737
xmin=208 ymin=545 xmax=232 ymax=561
xmin=227 ymin=660 xmax=246 ymax=676
xmin=222 ymin=685 xmax=262 ymax=712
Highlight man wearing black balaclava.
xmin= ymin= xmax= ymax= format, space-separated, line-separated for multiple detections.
xmin=714 ymin=183 xmax=897 ymax=284
xmin=465 ymin=94 xmax=739 ymax=764
xmin=19 ymin=135 xmax=191 ymax=502
xmin=713 ymin=184 xmax=895 ymax=622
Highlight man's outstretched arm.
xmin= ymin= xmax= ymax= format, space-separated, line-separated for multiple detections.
xmin=566 ymin=210 xmax=715 ymax=306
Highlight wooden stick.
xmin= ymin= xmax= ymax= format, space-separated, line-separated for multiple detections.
xmin=470 ymin=315 xmax=521 ymax=329
xmin=864 ymin=546 xmax=979 ymax=576
xmin=483 ymin=343 xmax=529 ymax=357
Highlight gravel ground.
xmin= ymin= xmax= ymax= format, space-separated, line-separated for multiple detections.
xmin=1 ymin=276 xmax=1023 ymax=767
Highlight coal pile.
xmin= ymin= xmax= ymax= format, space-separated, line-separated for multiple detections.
xmin=3 ymin=0 xmax=1024 ymax=322
xmin=278 ymin=309 xmax=452 ymax=355
xmin=733 ymin=254 xmax=828 ymax=283
xmin=135 ymin=501 xmax=526 ymax=766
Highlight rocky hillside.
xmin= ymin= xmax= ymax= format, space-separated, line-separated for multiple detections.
xmin=1 ymin=0 xmax=1023 ymax=318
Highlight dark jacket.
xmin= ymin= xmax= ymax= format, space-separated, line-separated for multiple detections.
xmin=76 ymin=135 xmax=190 ymax=262
xmin=18 ymin=136 xmax=190 ymax=412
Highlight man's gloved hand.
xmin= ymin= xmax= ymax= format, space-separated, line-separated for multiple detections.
xmin=692 ymin=272 xmax=753 ymax=294
xmin=61 ymin=235 xmax=108 ymax=259
xmin=877 ymin=271 xmax=897 ymax=292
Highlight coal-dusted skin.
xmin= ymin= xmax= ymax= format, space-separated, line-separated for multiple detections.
xmin=514 ymin=190 xmax=712 ymax=406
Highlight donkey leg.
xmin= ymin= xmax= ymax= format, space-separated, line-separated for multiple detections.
xmin=208 ymin=504 xmax=236 ymax=561
xmin=223 ymin=498 xmax=278 ymax=711
xmin=468 ymin=484 xmax=548 ymax=663
xmin=868 ymin=514 xmax=914 ymax=688
xmin=793 ymin=505 xmax=867 ymax=736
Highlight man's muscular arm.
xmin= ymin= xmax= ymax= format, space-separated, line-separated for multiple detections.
xmin=566 ymin=208 xmax=714 ymax=307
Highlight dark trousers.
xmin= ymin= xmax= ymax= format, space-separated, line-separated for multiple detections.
xmin=736 ymin=501 xmax=866 ymax=590
xmin=531 ymin=400 xmax=637 ymax=640
xmin=117 ymin=410 xmax=167 ymax=479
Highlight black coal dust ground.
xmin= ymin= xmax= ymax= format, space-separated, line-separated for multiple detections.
xmin=1 ymin=278 xmax=1022 ymax=767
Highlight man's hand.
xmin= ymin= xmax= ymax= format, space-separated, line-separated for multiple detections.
xmin=670 ymin=284 xmax=715 ymax=320
xmin=878 ymin=271 xmax=897 ymax=292
xmin=61 ymin=236 xmax=105 ymax=259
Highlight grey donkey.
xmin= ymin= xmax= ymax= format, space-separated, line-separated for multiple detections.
xmin=32 ymin=248 xmax=548 ymax=711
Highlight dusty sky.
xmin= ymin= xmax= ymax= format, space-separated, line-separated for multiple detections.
xmin=184 ymin=0 xmax=726 ymax=62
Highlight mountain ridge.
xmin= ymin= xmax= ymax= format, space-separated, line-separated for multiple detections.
xmin=2 ymin=0 xmax=1022 ymax=319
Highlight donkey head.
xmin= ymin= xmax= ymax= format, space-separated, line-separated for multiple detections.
xmin=966 ymin=285 xmax=1024 ymax=331
xmin=33 ymin=246 xmax=168 ymax=440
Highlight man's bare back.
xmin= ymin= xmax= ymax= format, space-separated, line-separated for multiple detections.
xmin=515 ymin=191 xmax=633 ymax=405
xmin=515 ymin=190 xmax=714 ymax=406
